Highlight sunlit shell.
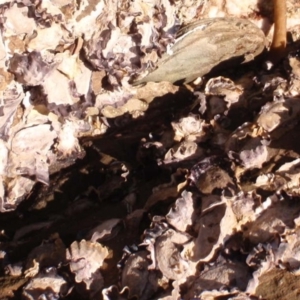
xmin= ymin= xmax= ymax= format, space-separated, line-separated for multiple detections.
xmin=171 ymin=113 xmax=208 ymax=142
xmin=102 ymin=285 xmax=130 ymax=300
xmin=166 ymin=191 xmax=194 ymax=232
xmin=66 ymin=240 xmax=109 ymax=289
xmin=87 ymin=218 xmax=122 ymax=242
xmin=22 ymin=269 xmax=68 ymax=300
xmin=256 ymin=98 xmax=300 ymax=137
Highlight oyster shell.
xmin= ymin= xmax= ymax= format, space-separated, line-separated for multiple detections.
xmin=121 ymin=250 xmax=158 ymax=300
xmin=256 ymin=97 xmax=300 ymax=138
xmin=66 ymin=240 xmax=109 ymax=291
xmin=22 ymin=269 xmax=69 ymax=300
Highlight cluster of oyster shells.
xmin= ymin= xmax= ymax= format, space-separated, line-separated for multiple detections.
xmin=1 ymin=0 xmax=300 ymax=299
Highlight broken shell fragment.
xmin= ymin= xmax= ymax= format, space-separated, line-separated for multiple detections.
xmin=133 ymin=18 xmax=266 ymax=85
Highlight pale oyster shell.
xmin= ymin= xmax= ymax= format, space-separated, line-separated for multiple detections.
xmin=166 ymin=190 xmax=195 ymax=232
xmin=256 ymin=97 xmax=300 ymax=138
xmin=22 ymin=269 xmax=68 ymax=300
xmin=87 ymin=218 xmax=122 ymax=242
xmin=66 ymin=240 xmax=109 ymax=290
xmin=171 ymin=113 xmax=208 ymax=142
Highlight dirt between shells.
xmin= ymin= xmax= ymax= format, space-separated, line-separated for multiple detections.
xmin=2 ymin=0 xmax=300 ymax=300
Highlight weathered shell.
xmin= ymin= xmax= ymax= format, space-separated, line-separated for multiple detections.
xmin=166 ymin=191 xmax=194 ymax=232
xmin=256 ymin=98 xmax=300 ymax=136
xmin=134 ymin=18 xmax=266 ymax=85
xmin=66 ymin=240 xmax=109 ymax=290
xmin=23 ymin=269 xmax=68 ymax=300
xmin=121 ymin=250 xmax=158 ymax=300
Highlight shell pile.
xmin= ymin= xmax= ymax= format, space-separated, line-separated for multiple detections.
xmin=1 ymin=0 xmax=300 ymax=300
